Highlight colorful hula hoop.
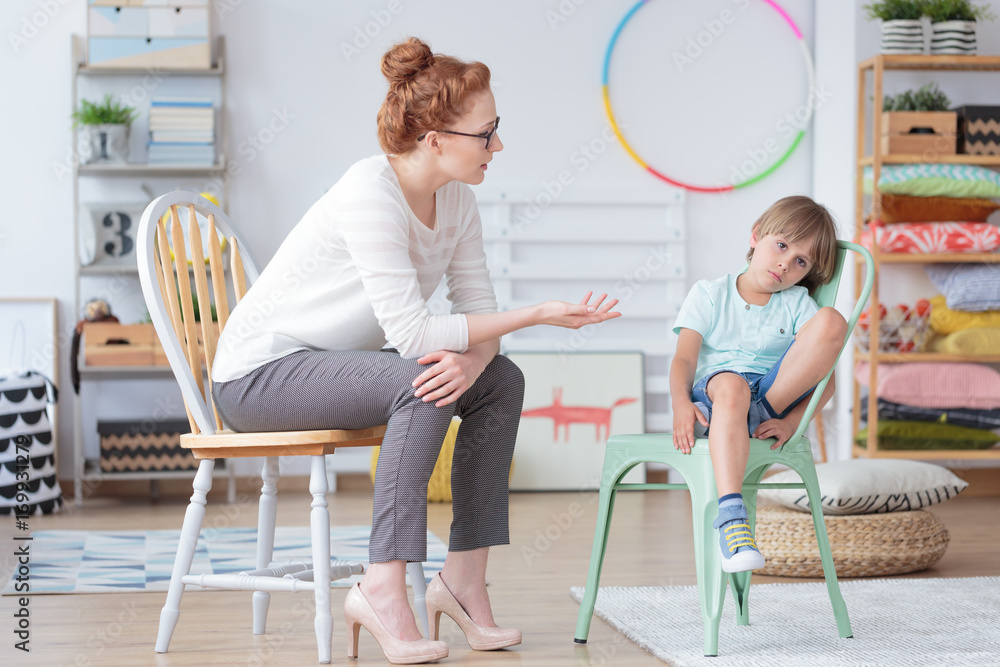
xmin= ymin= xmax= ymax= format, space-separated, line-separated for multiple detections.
xmin=602 ymin=0 xmax=815 ymax=193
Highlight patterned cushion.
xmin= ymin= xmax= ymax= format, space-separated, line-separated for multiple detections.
xmin=931 ymin=327 xmax=1000 ymax=355
xmin=925 ymin=263 xmax=1000 ymax=312
xmin=854 ymin=360 xmax=1000 ymax=409
xmin=861 ymin=221 xmax=1000 ymax=254
xmin=864 ymin=163 xmax=1000 ymax=198
xmin=880 ymin=193 xmax=1000 ymax=224
xmin=928 ymin=295 xmax=1000 ymax=334
xmin=759 ymin=459 xmax=969 ymax=515
xmin=855 ymin=420 xmax=999 ymax=450
xmin=861 ymin=397 xmax=1000 ymax=430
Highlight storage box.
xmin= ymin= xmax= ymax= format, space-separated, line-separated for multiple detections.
xmin=880 ymin=111 xmax=957 ymax=155
xmin=87 ymin=1 xmax=210 ymax=70
xmin=83 ymin=323 xmax=157 ymax=366
xmin=954 ymin=105 xmax=1000 ymax=155
xmin=98 ymin=419 xmax=197 ymax=473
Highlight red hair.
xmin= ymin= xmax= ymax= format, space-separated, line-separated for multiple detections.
xmin=377 ymin=37 xmax=492 ymax=154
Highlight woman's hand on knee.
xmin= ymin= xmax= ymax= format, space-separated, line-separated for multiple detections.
xmin=414 ymin=350 xmax=486 ymax=407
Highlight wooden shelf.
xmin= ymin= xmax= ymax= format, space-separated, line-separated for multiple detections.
xmin=860 ymin=154 xmax=1000 ymax=166
xmin=853 ymin=445 xmax=1000 ymax=460
xmin=876 ymin=252 xmax=1000 ymax=264
xmin=854 ymin=56 xmax=1000 ymax=462
xmin=78 ymin=161 xmax=226 ymax=176
xmin=855 ymin=351 xmax=1000 ymax=363
xmin=82 ymin=459 xmax=226 ymax=481
xmin=859 ymin=54 xmax=1000 ymax=71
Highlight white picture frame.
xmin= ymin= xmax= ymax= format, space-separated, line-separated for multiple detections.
xmin=0 ymin=298 xmax=58 ymax=382
xmin=507 ymin=352 xmax=646 ymax=491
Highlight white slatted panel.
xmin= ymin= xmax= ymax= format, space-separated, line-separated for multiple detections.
xmin=469 ymin=190 xmax=686 ymax=435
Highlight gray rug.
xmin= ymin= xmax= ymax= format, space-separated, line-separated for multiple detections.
xmin=571 ymin=577 xmax=1000 ymax=667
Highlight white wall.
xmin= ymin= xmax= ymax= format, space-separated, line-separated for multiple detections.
xmin=1 ymin=0 xmax=862 ymax=481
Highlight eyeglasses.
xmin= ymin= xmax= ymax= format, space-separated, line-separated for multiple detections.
xmin=418 ymin=116 xmax=500 ymax=150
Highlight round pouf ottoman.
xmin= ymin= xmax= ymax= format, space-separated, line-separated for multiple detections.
xmin=754 ymin=505 xmax=950 ymax=578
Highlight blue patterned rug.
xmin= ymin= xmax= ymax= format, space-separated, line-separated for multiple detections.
xmin=3 ymin=526 xmax=446 ymax=595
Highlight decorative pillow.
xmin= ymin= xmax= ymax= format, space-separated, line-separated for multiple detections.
xmin=759 ymin=459 xmax=969 ymax=515
xmin=860 ymin=397 xmax=1000 ymax=430
xmin=929 ymin=295 xmax=1000 ymax=334
xmin=860 ymin=221 xmax=1000 ymax=254
xmin=854 ymin=420 xmax=999 ymax=451
xmin=931 ymin=327 xmax=1000 ymax=355
xmin=854 ymin=361 xmax=1000 ymax=409
xmin=880 ymin=193 xmax=1000 ymax=224
xmin=864 ymin=164 xmax=1000 ymax=198
xmin=925 ymin=263 xmax=1000 ymax=312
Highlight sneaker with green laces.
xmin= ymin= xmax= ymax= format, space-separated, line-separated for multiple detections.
xmin=712 ymin=505 xmax=765 ymax=573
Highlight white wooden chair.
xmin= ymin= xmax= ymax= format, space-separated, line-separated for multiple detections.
xmin=136 ymin=191 xmax=428 ymax=663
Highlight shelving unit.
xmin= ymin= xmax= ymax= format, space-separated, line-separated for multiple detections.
xmin=70 ymin=34 xmax=234 ymax=503
xmin=853 ymin=54 xmax=1000 ymax=461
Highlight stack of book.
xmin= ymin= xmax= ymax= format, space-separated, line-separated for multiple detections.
xmin=147 ymin=97 xmax=215 ymax=165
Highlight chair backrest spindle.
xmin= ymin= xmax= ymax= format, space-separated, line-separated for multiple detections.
xmin=138 ymin=192 xmax=263 ymax=436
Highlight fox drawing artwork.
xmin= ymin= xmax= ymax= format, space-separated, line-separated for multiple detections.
xmin=520 ymin=388 xmax=638 ymax=442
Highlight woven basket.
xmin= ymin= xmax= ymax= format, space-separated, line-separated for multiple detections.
xmin=755 ymin=505 xmax=950 ymax=578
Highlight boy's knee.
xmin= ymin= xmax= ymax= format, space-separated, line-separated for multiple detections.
xmin=815 ymin=307 xmax=848 ymax=343
xmin=801 ymin=307 xmax=847 ymax=346
xmin=708 ymin=373 xmax=751 ymax=407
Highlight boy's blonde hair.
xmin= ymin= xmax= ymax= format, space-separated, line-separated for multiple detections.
xmin=746 ymin=195 xmax=838 ymax=293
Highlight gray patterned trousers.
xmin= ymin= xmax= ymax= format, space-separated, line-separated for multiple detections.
xmin=212 ymin=350 xmax=524 ymax=563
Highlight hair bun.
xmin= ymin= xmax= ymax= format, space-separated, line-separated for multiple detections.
xmin=381 ymin=37 xmax=434 ymax=85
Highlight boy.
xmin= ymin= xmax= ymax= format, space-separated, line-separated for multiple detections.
xmin=670 ymin=196 xmax=847 ymax=573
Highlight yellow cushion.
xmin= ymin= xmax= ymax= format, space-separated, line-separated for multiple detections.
xmin=929 ymin=295 xmax=1000 ymax=334
xmin=932 ymin=327 xmax=1000 ymax=355
xmin=370 ymin=417 xmax=461 ymax=503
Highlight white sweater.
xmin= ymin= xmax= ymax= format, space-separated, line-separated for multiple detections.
xmin=212 ymin=154 xmax=498 ymax=383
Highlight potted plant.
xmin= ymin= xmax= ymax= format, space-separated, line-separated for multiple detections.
xmin=881 ymin=83 xmax=957 ymax=155
xmin=924 ymin=0 xmax=996 ymax=54
xmin=71 ymin=94 xmax=137 ymax=164
xmin=864 ymin=0 xmax=928 ymax=54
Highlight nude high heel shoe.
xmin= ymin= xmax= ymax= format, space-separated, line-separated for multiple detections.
xmin=344 ymin=583 xmax=449 ymax=664
xmin=425 ymin=574 xmax=521 ymax=651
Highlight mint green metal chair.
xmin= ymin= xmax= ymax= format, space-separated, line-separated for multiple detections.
xmin=574 ymin=241 xmax=874 ymax=657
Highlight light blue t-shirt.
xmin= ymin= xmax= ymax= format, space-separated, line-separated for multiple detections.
xmin=672 ymin=273 xmax=820 ymax=383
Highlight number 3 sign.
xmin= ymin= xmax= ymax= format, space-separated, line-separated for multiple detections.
xmin=80 ymin=203 xmax=146 ymax=267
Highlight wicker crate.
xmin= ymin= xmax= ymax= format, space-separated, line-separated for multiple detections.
xmin=98 ymin=419 xmax=197 ymax=472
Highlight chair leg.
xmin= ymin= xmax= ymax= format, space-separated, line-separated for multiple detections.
xmin=729 ymin=465 xmax=769 ymax=628
xmin=798 ymin=463 xmax=853 ymax=639
xmin=309 ymin=455 xmax=333 ymax=664
xmin=573 ymin=476 xmax=620 ymax=643
xmin=155 ymin=458 xmax=215 ymax=653
xmin=690 ymin=482 xmax=727 ymax=657
xmin=253 ymin=457 xmax=279 ymax=635
xmin=406 ymin=562 xmax=429 ymax=638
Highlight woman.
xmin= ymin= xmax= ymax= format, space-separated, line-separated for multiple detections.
xmin=211 ymin=37 xmax=620 ymax=664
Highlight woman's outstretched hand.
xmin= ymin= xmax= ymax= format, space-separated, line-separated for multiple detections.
xmin=539 ymin=292 xmax=621 ymax=329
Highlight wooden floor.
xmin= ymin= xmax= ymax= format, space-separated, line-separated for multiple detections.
xmin=2 ymin=487 xmax=997 ymax=666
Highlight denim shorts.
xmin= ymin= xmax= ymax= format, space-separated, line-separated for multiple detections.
xmin=690 ymin=342 xmax=811 ymax=437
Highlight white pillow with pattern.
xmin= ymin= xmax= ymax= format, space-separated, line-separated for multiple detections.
xmin=759 ymin=459 xmax=968 ymax=515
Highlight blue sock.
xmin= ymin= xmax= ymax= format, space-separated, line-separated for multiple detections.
xmin=718 ymin=493 xmax=744 ymax=510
